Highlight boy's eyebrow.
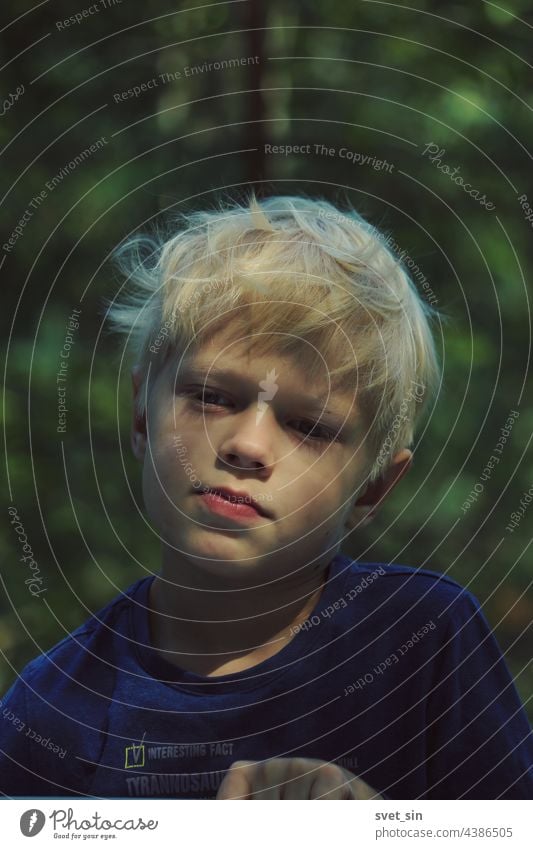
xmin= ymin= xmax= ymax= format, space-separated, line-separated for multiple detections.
xmin=178 ymin=363 xmax=357 ymax=420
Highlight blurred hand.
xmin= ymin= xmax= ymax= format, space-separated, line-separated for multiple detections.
xmin=216 ymin=757 xmax=383 ymax=800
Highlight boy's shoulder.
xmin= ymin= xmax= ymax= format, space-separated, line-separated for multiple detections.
xmin=340 ymin=555 xmax=477 ymax=602
xmin=336 ymin=555 xmax=484 ymax=630
xmin=19 ymin=560 xmax=477 ymax=661
xmin=11 ymin=559 xmax=482 ymax=691
xmin=15 ymin=575 xmax=152 ymax=689
xmin=0 ymin=576 xmax=152 ymax=795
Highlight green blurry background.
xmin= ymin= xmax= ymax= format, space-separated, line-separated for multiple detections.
xmin=1 ymin=1 xmax=531 ymax=721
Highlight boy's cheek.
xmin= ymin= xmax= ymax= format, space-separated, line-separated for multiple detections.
xmin=142 ymin=461 xmax=191 ymax=510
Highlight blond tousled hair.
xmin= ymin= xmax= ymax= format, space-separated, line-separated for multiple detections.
xmin=107 ymin=193 xmax=443 ymax=483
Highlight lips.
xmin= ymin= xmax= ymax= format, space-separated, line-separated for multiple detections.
xmin=201 ymin=485 xmax=272 ymax=518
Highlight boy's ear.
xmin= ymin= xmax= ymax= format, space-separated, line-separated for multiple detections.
xmin=131 ymin=365 xmax=147 ymax=461
xmin=345 ymin=449 xmax=413 ymax=531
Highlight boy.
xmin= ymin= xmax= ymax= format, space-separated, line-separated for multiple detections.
xmin=1 ymin=195 xmax=531 ymax=800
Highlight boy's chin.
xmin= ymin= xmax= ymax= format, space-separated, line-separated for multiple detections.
xmin=158 ymin=531 xmax=273 ymax=576
xmin=178 ymin=552 xmax=276 ymax=585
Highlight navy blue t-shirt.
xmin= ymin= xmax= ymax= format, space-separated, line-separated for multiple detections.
xmin=1 ymin=554 xmax=531 ymax=799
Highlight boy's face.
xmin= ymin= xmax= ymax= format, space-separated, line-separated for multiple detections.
xmin=132 ymin=327 xmax=411 ymax=584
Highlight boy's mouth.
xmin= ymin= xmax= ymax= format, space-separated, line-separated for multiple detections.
xmin=200 ymin=485 xmax=272 ymax=518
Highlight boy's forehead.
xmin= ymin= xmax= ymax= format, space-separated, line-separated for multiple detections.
xmin=171 ymin=339 xmax=359 ymax=418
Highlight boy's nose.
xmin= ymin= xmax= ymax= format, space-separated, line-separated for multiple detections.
xmin=217 ymin=405 xmax=276 ymax=472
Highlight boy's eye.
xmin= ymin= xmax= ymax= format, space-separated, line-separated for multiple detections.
xmin=292 ymin=420 xmax=337 ymax=442
xmin=182 ymin=387 xmax=337 ymax=443
xmin=189 ymin=388 xmax=230 ymax=407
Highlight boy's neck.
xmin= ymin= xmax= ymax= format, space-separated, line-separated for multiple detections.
xmin=146 ymin=552 xmax=333 ymax=677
